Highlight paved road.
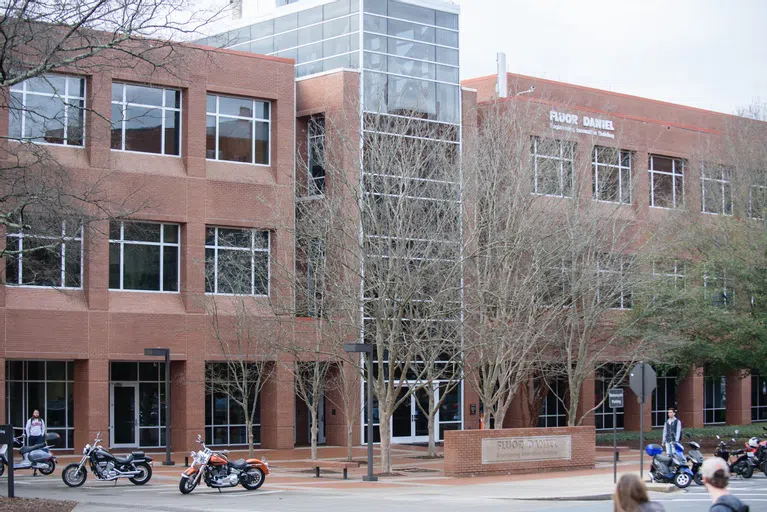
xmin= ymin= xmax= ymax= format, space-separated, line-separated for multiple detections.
xmin=1 ymin=472 xmax=766 ymax=511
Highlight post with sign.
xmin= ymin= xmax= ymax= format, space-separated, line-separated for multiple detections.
xmin=0 ymin=425 xmax=13 ymax=498
xmin=608 ymin=388 xmax=624 ymax=484
xmin=629 ymin=362 xmax=657 ymax=480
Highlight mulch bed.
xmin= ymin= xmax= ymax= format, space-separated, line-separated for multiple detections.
xmin=0 ymin=497 xmax=77 ymax=512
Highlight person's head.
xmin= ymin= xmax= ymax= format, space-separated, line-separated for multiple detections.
xmin=31 ymin=409 xmax=40 ymax=419
xmin=702 ymin=457 xmax=730 ymax=490
xmin=667 ymin=407 xmax=676 ymax=419
xmin=613 ymin=473 xmax=649 ymax=512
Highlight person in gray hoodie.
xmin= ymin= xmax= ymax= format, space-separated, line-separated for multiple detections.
xmin=701 ymin=457 xmax=750 ymax=512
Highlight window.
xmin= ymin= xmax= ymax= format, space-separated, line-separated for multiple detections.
xmin=652 ymin=370 xmax=678 ymax=427
xmin=593 ymin=147 xmax=632 ymax=204
xmin=109 ymin=221 xmax=179 ymax=292
xmin=6 ymin=220 xmax=82 ymax=288
xmin=109 ymin=362 xmax=167 ymax=447
xmin=597 ymin=254 xmax=633 ymax=309
xmin=701 ymin=163 xmax=733 ymax=215
xmin=205 ymin=227 xmax=270 ymax=296
xmin=595 ymin=366 xmax=624 ymax=431
xmin=206 ymin=94 xmax=270 ymax=165
xmin=9 ymin=74 xmax=85 ymax=146
xmin=538 ymin=379 xmax=567 ymax=428
xmin=704 ymin=374 xmax=726 ymax=424
xmin=531 ymin=137 xmax=574 ymax=197
xmin=652 ymin=260 xmax=686 ymax=291
xmin=752 ymin=372 xmax=767 ymax=422
xmin=541 ymin=258 xmax=571 ymax=307
xmin=649 ymin=155 xmax=684 ymax=208
xmin=205 ymin=362 xmax=261 ymax=446
xmin=111 ymin=83 xmax=181 ymax=156
xmin=306 ymin=238 xmax=325 ymax=317
xmin=704 ymin=271 xmax=733 ymax=307
xmin=6 ymin=361 xmax=75 ymax=449
xmin=749 ymin=185 xmax=767 ymax=219
xmin=308 ymin=115 xmax=326 ymax=196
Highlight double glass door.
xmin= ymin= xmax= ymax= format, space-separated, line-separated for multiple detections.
xmin=391 ymin=385 xmax=430 ymax=444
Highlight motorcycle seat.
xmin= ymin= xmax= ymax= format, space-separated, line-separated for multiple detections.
xmin=131 ymin=451 xmax=145 ymax=459
xmin=19 ymin=443 xmax=46 ymax=455
xmin=656 ymin=454 xmax=672 ymax=464
xmin=229 ymin=458 xmax=249 ymax=470
xmin=114 ymin=454 xmax=134 ymax=464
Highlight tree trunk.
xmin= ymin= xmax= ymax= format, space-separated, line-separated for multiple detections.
xmin=494 ymin=408 xmax=506 ymax=430
xmin=568 ymin=386 xmax=580 ymax=427
xmin=427 ymin=391 xmax=436 ymax=458
xmin=310 ymin=406 xmax=319 ymax=461
xmin=246 ymin=418 xmax=255 ymax=458
xmin=346 ymin=420 xmax=354 ymax=462
xmin=379 ymin=412 xmax=392 ymax=474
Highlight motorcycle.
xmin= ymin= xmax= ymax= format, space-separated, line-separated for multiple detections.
xmin=683 ymin=433 xmax=705 ymax=486
xmin=0 ymin=432 xmax=59 ymax=476
xmin=61 ymin=431 xmax=153 ymax=487
xmin=757 ymin=427 xmax=767 ymax=477
xmin=715 ymin=434 xmax=753 ymax=479
xmin=179 ymin=434 xmax=269 ymax=494
xmin=646 ymin=442 xmax=694 ymax=488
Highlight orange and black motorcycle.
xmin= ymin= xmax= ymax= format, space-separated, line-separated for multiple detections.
xmin=179 ymin=434 xmax=269 ymax=494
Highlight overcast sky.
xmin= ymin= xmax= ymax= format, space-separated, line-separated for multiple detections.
xmin=456 ymin=0 xmax=766 ymax=115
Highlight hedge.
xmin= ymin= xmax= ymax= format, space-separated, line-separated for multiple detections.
xmin=595 ymin=423 xmax=767 ymax=443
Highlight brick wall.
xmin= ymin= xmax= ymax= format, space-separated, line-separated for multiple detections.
xmin=444 ymin=426 xmax=595 ymax=477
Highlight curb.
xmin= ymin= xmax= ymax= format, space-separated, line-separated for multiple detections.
xmin=646 ymin=483 xmax=678 ymax=493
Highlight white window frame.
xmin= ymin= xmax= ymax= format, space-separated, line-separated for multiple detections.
xmin=593 ymin=146 xmax=632 ymax=204
xmin=206 ymin=94 xmax=271 ymax=166
xmin=649 ymin=155 xmax=685 ymax=209
xmin=205 ymin=227 xmax=270 ymax=297
xmin=111 ymin=82 xmax=182 ymax=157
xmin=6 ymin=221 xmax=83 ymax=289
xmin=538 ymin=379 xmax=567 ymax=428
xmin=701 ymin=162 xmax=733 ymax=216
xmin=704 ymin=375 xmax=726 ymax=425
xmin=652 ymin=373 xmax=678 ymax=427
xmin=9 ymin=74 xmax=86 ymax=147
xmin=704 ymin=271 xmax=733 ymax=307
xmin=532 ymin=136 xmax=575 ymax=198
xmin=652 ymin=260 xmax=686 ymax=291
xmin=108 ymin=221 xmax=180 ymax=293
xmin=308 ymin=114 xmax=326 ymax=197
xmin=205 ymin=362 xmax=261 ymax=447
xmin=749 ymin=184 xmax=767 ymax=219
xmin=597 ymin=254 xmax=633 ymax=310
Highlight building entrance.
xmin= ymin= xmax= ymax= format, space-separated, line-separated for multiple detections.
xmin=110 ymin=383 xmax=138 ymax=447
xmin=109 ymin=362 xmax=166 ymax=448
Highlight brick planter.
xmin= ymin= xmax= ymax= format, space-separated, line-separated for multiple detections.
xmin=444 ymin=426 xmax=596 ymax=477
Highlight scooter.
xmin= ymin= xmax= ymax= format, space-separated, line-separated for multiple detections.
xmin=715 ymin=434 xmax=753 ymax=479
xmin=683 ymin=433 xmax=705 ymax=485
xmin=646 ymin=442 xmax=694 ymax=488
xmin=0 ymin=432 xmax=59 ymax=476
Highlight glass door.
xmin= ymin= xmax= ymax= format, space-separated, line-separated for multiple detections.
xmin=111 ymin=384 xmax=138 ymax=447
xmin=390 ymin=384 xmax=434 ymax=444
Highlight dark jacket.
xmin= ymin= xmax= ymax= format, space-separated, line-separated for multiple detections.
xmin=639 ymin=501 xmax=666 ymax=511
xmin=710 ymin=494 xmax=749 ymax=512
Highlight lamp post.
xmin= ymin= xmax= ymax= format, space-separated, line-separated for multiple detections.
xmin=144 ymin=348 xmax=174 ymax=466
xmin=343 ymin=343 xmax=377 ymax=482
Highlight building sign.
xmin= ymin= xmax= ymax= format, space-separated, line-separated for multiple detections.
xmin=549 ymin=110 xmax=615 ymax=139
xmin=481 ymin=435 xmax=572 ymax=464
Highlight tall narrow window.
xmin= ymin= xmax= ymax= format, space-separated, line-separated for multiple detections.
xmin=704 ymin=374 xmax=726 ymax=424
xmin=597 ymin=254 xmax=633 ymax=310
xmin=749 ymin=184 xmax=767 ymax=219
xmin=531 ymin=137 xmax=575 ymax=197
xmin=701 ymin=163 xmax=733 ymax=215
xmin=205 ymin=227 xmax=270 ymax=296
xmin=6 ymin=219 xmax=82 ymax=288
xmin=111 ymin=83 xmax=181 ymax=156
xmin=593 ymin=147 xmax=632 ymax=204
xmin=9 ymin=74 xmax=85 ymax=146
xmin=704 ymin=271 xmax=733 ymax=307
xmin=649 ymin=155 xmax=684 ymax=208
xmin=308 ymin=115 xmax=326 ymax=196
xmin=108 ymin=221 xmax=180 ymax=292
xmin=206 ymin=94 xmax=271 ymax=165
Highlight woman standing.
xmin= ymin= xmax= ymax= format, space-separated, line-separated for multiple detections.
xmin=25 ymin=409 xmax=46 ymax=476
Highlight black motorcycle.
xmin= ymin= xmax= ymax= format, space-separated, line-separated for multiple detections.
xmin=684 ymin=434 xmax=704 ymax=485
xmin=715 ymin=435 xmax=753 ymax=479
xmin=62 ymin=431 xmax=153 ymax=487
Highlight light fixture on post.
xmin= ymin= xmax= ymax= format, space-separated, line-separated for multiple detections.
xmin=144 ymin=348 xmax=174 ymax=466
xmin=343 ymin=343 xmax=377 ymax=482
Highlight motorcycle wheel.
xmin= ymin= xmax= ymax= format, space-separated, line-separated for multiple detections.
xmin=62 ymin=464 xmax=87 ymax=488
xmin=694 ymin=472 xmax=704 ymax=486
xmin=742 ymin=463 xmax=754 ymax=479
xmin=0 ymin=462 xmax=5 ymax=478
xmin=179 ymin=475 xmax=198 ymax=494
xmin=129 ymin=462 xmax=152 ymax=485
xmin=674 ymin=472 xmax=692 ymax=489
xmin=240 ymin=468 xmax=265 ymax=491
xmin=761 ymin=461 xmax=767 ymax=478
xmin=38 ymin=460 xmax=55 ymax=476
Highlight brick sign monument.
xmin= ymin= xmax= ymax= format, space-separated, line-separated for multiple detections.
xmin=444 ymin=426 xmax=595 ymax=477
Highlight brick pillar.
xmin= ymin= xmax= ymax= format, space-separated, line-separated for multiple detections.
xmin=577 ymin=373 xmax=596 ymax=427
xmin=677 ymin=367 xmax=704 ymax=428
xmin=74 ymin=358 xmax=109 ymax=449
xmin=324 ymin=362 xmax=360 ymax=447
xmin=179 ymin=316 xmax=206 ymax=450
xmin=463 ymin=383 xmax=480 ymax=430
xmin=624 ymin=390 xmax=652 ymax=431
xmin=260 ymin=362 xmax=294 ymax=449
xmin=726 ymin=371 xmax=752 ymax=426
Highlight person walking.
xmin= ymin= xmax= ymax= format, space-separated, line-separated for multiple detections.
xmin=661 ymin=407 xmax=681 ymax=455
xmin=702 ymin=457 xmax=750 ymax=512
xmin=613 ymin=473 xmax=665 ymax=512
xmin=25 ymin=409 xmax=46 ymax=476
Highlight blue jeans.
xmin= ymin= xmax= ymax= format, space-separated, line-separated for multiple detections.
xmin=665 ymin=442 xmax=675 ymax=455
